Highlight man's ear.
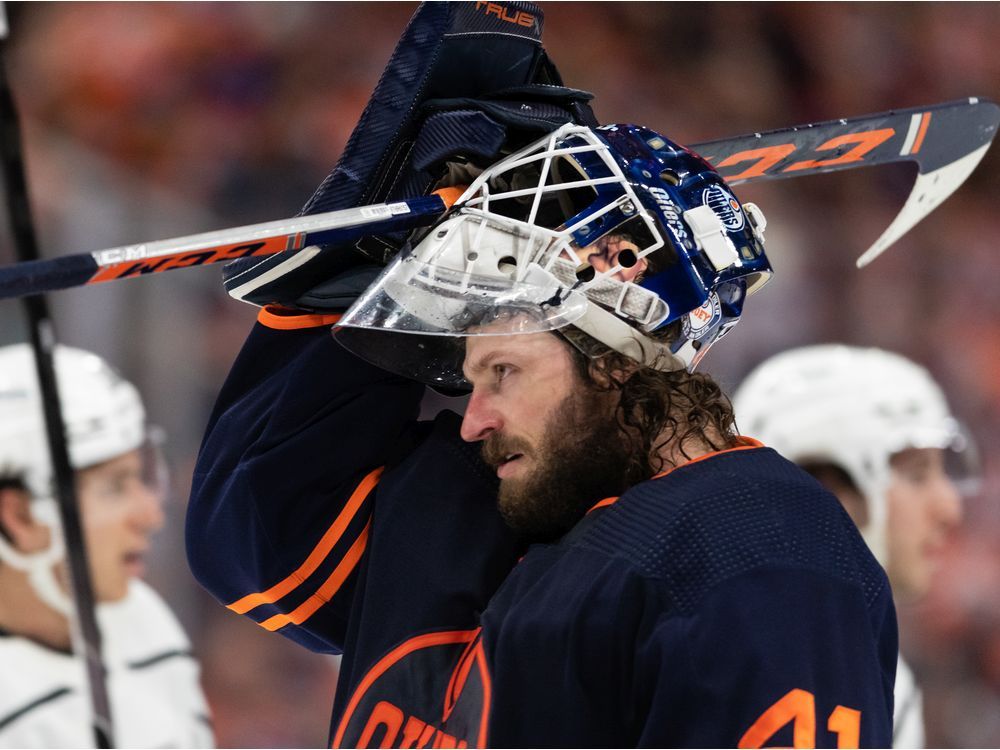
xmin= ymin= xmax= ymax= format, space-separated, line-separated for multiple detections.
xmin=588 ymin=356 xmax=639 ymax=389
xmin=0 ymin=487 xmax=51 ymax=554
xmin=609 ymin=361 xmax=639 ymax=386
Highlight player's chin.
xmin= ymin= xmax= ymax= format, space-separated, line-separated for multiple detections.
xmin=920 ymin=551 xmax=944 ymax=586
xmin=496 ymin=475 xmax=535 ymax=520
xmin=123 ymin=550 xmax=148 ymax=580
xmin=897 ymin=559 xmax=936 ymax=601
xmin=97 ymin=570 xmax=133 ymax=603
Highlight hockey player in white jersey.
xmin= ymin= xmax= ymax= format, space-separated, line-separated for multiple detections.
xmin=0 ymin=344 xmax=214 ymax=748
xmin=733 ymin=345 xmax=975 ymax=748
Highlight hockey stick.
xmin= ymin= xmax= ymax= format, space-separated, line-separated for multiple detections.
xmin=0 ymin=5 xmax=114 ymax=747
xmin=0 ymin=195 xmax=447 ymax=300
xmin=691 ymin=97 xmax=1000 ymax=266
xmin=0 ymin=99 xmax=996 ymax=300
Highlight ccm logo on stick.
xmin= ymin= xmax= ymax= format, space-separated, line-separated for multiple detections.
xmin=88 ymin=240 xmax=277 ymax=283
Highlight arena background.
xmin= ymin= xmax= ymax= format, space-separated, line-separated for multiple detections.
xmin=1 ymin=3 xmax=998 ymax=746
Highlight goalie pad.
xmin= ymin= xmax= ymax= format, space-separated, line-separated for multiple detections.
xmin=224 ymin=1 xmax=597 ymax=312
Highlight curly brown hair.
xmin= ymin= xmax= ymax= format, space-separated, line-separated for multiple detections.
xmin=559 ymin=323 xmax=739 ymax=483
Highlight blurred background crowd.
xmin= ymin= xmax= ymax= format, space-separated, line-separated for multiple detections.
xmin=1 ymin=2 xmax=998 ymax=746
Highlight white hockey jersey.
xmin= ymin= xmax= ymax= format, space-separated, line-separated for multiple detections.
xmin=0 ymin=579 xmax=213 ymax=749
xmin=893 ymin=656 xmax=925 ymax=748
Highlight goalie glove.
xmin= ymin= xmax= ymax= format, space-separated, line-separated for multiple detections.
xmin=224 ymin=1 xmax=596 ymax=314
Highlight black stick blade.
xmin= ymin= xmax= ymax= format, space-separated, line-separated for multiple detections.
xmin=691 ymin=98 xmax=1000 ymax=266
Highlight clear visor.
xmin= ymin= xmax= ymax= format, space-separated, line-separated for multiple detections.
xmin=338 ymin=220 xmax=590 ymax=338
xmin=890 ymin=419 xmax=982 ymax=497
xmin=337 ymin=309 xmax=582 ymax=390
xmin=334 ymin=326 xmax=468 ymax=390
xmin=335 ymin=224 xmax=592 ymax=388
xmin=31 ymin=426 xmax=169 ymax=523
xmin=76 ymin=426 xmax=170 ymax=502
xmin=139 ymin=425 xmax=170 ymax=502
xmin=942 ymin=421 xmax=981 ymax=496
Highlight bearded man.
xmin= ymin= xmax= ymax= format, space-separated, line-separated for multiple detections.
xmin=187 ymin=124 xmax=896 ymax=747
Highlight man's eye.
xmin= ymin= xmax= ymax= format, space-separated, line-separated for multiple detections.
xmin=494 ymin=364 xmax=514 ymax=382
xmin=101 ymin=479 xmax=128 ymax=497
xmin=91 ymin=473 xmax=139 ymax=499
xmin=899 ymin=465 xmax=932 ymax=485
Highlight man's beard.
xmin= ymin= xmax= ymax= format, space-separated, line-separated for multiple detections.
xmin=482 ymin=388 xmax=636 ymax=542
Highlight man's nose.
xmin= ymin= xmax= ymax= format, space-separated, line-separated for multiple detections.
xmin=934 ymin=476 xmax=963 ymax=529
xmin=460 ymin=390 xmax=502 ymax=442
xmin=132 ymin=484 xmax=166 ymax=534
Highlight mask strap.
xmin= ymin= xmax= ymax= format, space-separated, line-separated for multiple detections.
xmin=569 ymin=303 xmax=685 ymax=372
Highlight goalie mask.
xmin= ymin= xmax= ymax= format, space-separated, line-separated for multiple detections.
xmin=0 ymin=344 xmax=165 ymax=614
xmin=335 ymin=123 xmax=771 ymax=387
xmin=732 ymin=345 xmax=979 ymax=564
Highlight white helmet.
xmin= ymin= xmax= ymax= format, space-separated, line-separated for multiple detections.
xmin=0 ymin=344 xmax=147 ymax=613
xmin=732 ymin=344 xmax=974 ymax=563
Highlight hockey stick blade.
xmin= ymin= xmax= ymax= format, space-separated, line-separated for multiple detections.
xmin=0 ymin=195 xmax=447 ymax=300
xmin=691 ymin=97 xmax=1000 ymax=267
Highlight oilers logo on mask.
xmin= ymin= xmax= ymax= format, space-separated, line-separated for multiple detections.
xmin=702 ymin=184 xmax=745 ymax=231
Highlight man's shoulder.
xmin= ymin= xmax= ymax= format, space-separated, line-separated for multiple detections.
xmin=97 ymin=580 xmax=195 ymax=668
xmin=575 ymin=445 xmax=887 ymax=613
xmin=596 ymin=444 xmax=832 ymax=529
xmin=0 ymin=629 xmax=80 ymax=732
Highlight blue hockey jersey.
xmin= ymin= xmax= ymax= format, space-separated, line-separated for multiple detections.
xmin=187 ymin=310 xmax=897 ymax=747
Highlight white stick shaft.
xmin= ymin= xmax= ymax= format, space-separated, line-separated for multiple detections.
xmin=90 ymin=200 xmax=424 ymax=267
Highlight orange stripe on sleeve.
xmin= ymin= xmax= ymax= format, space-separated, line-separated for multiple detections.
xmin=227 ymin=467 xmax=382 ymax=614
xmin=257 ymin=305 xmax=343 ymax=330
xmin=911 ymin=112 xmax=932 ymax=154
xmin=260 ymin=519 xmax=371 ymax=631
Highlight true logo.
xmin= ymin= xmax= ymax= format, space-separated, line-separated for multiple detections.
xmin=475 ymin=1 xmax=536 ymax=28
